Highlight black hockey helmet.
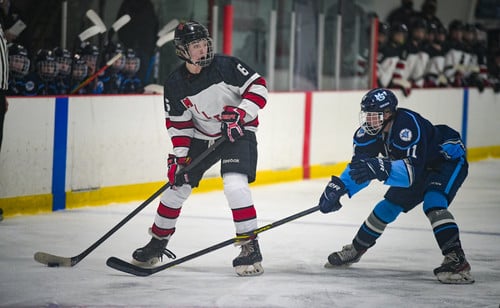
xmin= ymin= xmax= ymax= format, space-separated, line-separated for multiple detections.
xmin=174 ymin=21 xmax=214 ymax=67
xmin=71 ymin=53 xmax=88 ymax=81
xmin=53 ymin=47 xmax=72 ymax=77
xmin=379 ymin=21 xmax=390 ymax=36
xmin=122 ymin=48 xmax=140 ymax=76
xmin=8 ymin=44 xmax=30 ymax=78
xmin=35 ymin=49 xmax=59 ymax=81
xmin=103 ymin=41 xmax=125 ymax=71
xmin=448 ymin=20 xmax=464 ymax=32
xmin=359 ymin=88 xmax=398 ymax=135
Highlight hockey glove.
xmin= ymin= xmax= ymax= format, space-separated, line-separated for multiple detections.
xmin=349 ymin=157 xmax=392 ymax=184
xmin=221 ymin=106 xmax=246 ymax=143
xmin=319 ymin=176 xmax=347 ymax=213
xmin=440 ymin=140 xmax=465 ymax=160
xmin=167 ymin=154 xmax=191 ymax=186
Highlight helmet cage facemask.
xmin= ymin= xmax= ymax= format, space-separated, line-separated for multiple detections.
xmin=360 ymin=110 xmax=385 ymax=135
xmin=37 ymin=61 xmax=59 ymax=81
xmin=176 ymin=37 xmax=214 ymax=67
xmin=56 ymin=57 xmax=72 ymax=77
xmin=9 ymin=55 xmax=30 ymax=78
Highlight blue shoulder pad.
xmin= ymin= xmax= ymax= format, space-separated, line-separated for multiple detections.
xmin=353 ymin=127 xmax=379 ymax=147
xmin=391 ymin=110 xmax=421 ymax=151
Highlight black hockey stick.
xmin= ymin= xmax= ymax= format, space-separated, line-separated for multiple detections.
xmin=34 ymin=137 xmax=226 ymax=267
xmin=106 ymin=205 xmax=321 ymax=276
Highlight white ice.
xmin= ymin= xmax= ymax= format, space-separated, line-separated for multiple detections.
xmin=1 ymin=160 xmax=500 ymax=307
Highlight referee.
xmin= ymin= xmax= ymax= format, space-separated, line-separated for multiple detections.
xmin=0 ymin=23 xmax=8 ymax=152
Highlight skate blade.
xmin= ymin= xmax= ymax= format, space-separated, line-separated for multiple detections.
xmin=436 ymin=271 xmax=475 ymax=284
xmin=130 ymin=257 xmax=160 ymax=268
xmin=234 ymin=262 xmax=264 ymax=276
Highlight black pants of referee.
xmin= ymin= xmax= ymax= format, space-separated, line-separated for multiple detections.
xmin=0 ymin=91 xmax=6 ymax=152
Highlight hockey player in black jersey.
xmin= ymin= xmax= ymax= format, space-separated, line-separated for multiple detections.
xmin=132 ymin=21 xmax=268 ymax=276
xmin=318 ymin=88 xmax=474 ymax=284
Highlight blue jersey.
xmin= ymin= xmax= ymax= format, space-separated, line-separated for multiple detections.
xmin=340 ymin=108 xmax=464 ymax=197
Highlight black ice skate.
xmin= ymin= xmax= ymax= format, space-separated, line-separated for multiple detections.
xmin=132 ymin=237 xmax=176 ymax=267
xmin=433 ymin=248 xmax=474 ymax=284
xmin=325 ymin=244 xmax=366 ymax=268
xmin=233 ymin=238 xmax=264 ymax=276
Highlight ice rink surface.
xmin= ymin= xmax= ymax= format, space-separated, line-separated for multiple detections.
xmin=1 ymin=159 xmax=500 ymax=308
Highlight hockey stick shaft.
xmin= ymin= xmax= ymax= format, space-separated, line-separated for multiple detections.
xmin=35 ymin=137 xmax=226 ymax=267
xmin=106 ymin=205 xmax=321 ymax=276
xmin=70 ymin=53 xmax=122 ymax=94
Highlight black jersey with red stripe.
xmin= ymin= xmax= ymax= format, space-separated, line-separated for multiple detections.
xmin=163 ymin=54 xmax=267 ymax=157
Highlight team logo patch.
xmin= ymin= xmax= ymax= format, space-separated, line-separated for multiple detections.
xmin=399 ymin=128 xmax=412 ymax=142
xmin=356 ymin=128 xmax=366 ymax=138
xmin=25 ymin=81 xmax=34 ymax=92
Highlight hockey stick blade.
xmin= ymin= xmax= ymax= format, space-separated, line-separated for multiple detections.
xmin=78 ymin=25 xmax=101 ymax=42
xmin=86 ymin=9 xmax=106 ymax=33
xmin=112 ymin=14 xmax=131 ymax=32
xmin=106 ymin=205 xmax=321 ymax=276
xmin=157 ymin=18 xmax=179 ymax=37
xmin=34 ymin=137 xmax=226 ymax=268
xmin=156 ymin=31 xmax=175 ymax=48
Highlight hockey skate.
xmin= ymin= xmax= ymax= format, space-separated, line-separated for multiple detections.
xmin=325 ymin=244 xmax=366 ymax=268
xmin=233 ymin=238 xmax=264 ymax=276
xmin=433 ymin=248 xmax=474 ymax=284
xmin=132 ymin=237 xmax=176 ymax=267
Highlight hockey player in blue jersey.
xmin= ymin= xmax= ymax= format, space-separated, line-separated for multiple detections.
xmin=318 ymin=88 xmax=474 ymax=284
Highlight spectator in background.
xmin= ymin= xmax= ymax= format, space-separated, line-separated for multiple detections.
xmin=52 ymin=47 xmax=72 ymax=95
xmin=7 ymin=44 xmax=31 ymax=95
xmin=98 ymin=41 xmax=125 ymax=94
xmin=119 ymin=48 xmax=143 ymax=94
xmin=76 ymin=42 xmax=100 ymax=94
xmin=33 ymin=49 xmax=59 ymax=95
xmin=423 ymin=22 xmax=448 ymax=87
xmin=0 ymin=24 xmax=8 ymax=153
xmin=117 ymin=0 xmax=158 ymax=84
xmin=489 ymin=50 xmax=500 ymax=93
xmin=387 ymin=0 xmax=416 ymax=27
xmin=70 ymin=53 xmax=88 ymax=94
xmin=444 ymin=20 xmax=466 ymax=87
xmin=415 ymin=0 xmax=443 ymax=29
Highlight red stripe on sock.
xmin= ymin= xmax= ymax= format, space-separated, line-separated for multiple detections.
xmin=157 ymin=202 xmax=182 ymax=219
xmin=151 ymin=224 xmax=176 ymax=238
xmin=231 ymin=205 xmax=257 ymax=222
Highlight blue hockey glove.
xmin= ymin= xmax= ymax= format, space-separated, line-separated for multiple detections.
xmin=440 ymin=140 xmax=465 ymax=160
xmin=221 ymin=106 xmax=246 ymax=143
xmin=349 ymin=157 xmax=392 ymax=184
xmin=319 ymin=176 xmax=347 ymax=213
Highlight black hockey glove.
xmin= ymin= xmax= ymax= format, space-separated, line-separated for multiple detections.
xmin=221 ymin=106 xmax=246 ymax=143
xmin=319 ymin=176 xmax=347 ymax=213
xmin=349 ymin=157 xmax=392 ymax=184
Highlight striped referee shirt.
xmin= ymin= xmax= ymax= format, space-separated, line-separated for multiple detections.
xmin=0 ymin=24 xmax=8 ymax=90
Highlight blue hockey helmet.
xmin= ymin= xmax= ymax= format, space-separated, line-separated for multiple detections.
xmin=359 ymin=88 xmax=398 ymax=135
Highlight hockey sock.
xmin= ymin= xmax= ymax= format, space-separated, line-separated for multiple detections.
xmin=152 ymin=184 xmax=191 ymax=238
xmin=423 ymin=191 xmax=461 ymax=254
xmin=223 ymin=172 xmax=258 ymax=234
xmin=353 ymin=199 xmax=403 ymax=250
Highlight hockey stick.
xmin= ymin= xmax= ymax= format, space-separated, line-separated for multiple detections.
xmin=144 ymin=31 xmax=175 ymax=84
xmin=106 ymin=205 xmax=321 ymax=276
xmin=70 ymin=53 xmax=122 ymax=94
xmin=78 ymin=25 xmax=102 ymax=42
xmin=107 ymin=14 xmax=131 ymax=45
xmin=34 ymin=137 xmax=226 ymax=267
xmin=86 ymin=9 xmax=107 ymax=33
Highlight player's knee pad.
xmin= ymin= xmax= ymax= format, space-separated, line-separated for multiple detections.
xmin=423 ymin=191 xmax=448 ymax=213
xmin=160 ymin=184 xmax=191 ymax=209
xmin=373 ymin=199 xmax=403 ymax=224
xmin=223 ymin=172 xmax=252 ymax=208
